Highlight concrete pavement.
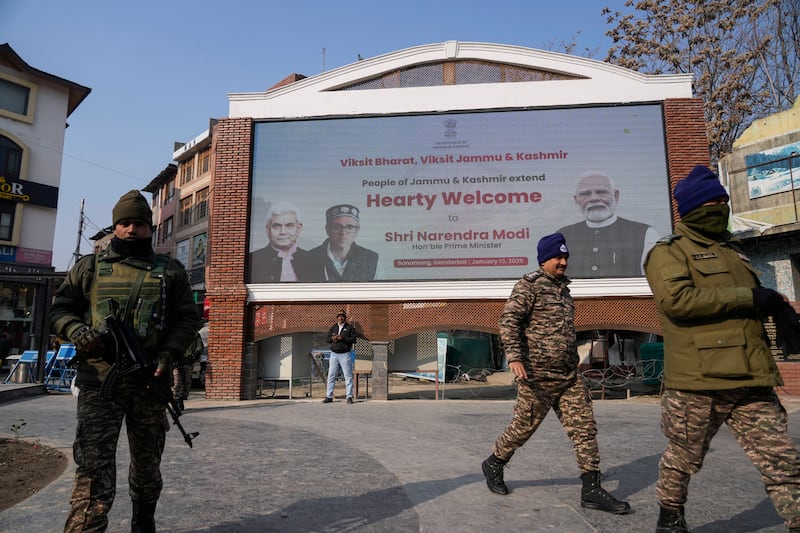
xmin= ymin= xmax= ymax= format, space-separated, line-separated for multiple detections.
xmin=0 ymin=390 xmax=796 ymax=532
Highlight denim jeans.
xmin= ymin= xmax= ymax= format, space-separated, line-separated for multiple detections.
xmin=326 ymin=351 xmax=354 ymax=399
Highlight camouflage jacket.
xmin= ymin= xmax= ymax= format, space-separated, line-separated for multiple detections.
xmin=49 ymin=245 xmax=201 ymax=387
xmin=644 ymin=222 xmax=781 ymax=390
xmin=499 ymin=268 xmax=578 ymax=380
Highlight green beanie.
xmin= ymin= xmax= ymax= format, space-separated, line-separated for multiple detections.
xmin=112 ymin=190 xmax=152 ymax=226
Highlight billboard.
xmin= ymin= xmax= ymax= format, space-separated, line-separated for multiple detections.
xmin=249 ymin=104 xmax=672 ymax=283
xmin=745 ymin=141 xmax=800 ymax=199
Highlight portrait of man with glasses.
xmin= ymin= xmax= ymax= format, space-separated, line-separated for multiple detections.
xmin=309 ymin=204 xmax=380 ymax=281
xmin=249 ymin=201 xmax=319 ymax=282
xmin=557 ymin=171 xmax=659 ymax=278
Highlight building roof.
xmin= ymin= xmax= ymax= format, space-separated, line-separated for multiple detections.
xmin=229 ymin=41 xmax=694 ymax=120
xmin=0 ymin=43 xmax=91 ymax=117
xmin=142 ymin=163 xmax=177 ymax=193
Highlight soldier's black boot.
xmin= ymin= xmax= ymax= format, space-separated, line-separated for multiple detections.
xmin=131 ymin=500 xmax=157 ymax=533
xmin=656 ymin=505 xmax=688 ymax=533
xmin=580 ymin=471 xmax=631 ymax=514
xmin=481 ymin=453 xmax=509 ymax=495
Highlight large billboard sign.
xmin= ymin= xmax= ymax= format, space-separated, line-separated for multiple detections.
xmin=249 ymin=103 xmax=672 ymax=283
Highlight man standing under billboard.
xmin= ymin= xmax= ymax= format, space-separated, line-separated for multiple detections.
xmin=249 ymin=201 xmax=318 ymax=283
xmin=558 ymin=171 xmax=658 ymax=277
xmin=322 ymin=309 xmax=356 ymax=404
xmin=309 ymin=204 xmax=379 ymax=281
xmin=481 ymin=232 xmax=631 ymax=515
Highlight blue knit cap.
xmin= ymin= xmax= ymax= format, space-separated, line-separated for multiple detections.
xmin=674 ymin=165 xmax=729 ymax=217
xmin=537 ymin=232 xmax=569 ymax=264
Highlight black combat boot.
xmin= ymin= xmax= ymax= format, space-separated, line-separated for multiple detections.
xmin=580 ymin=471 xmax=631 ymax=514
xmin=656 ymin=505 xmax=688 ymax=533
xmin=481 ymin=453 xmax=509 ymax=495
xmin=131 ymin=500 xmax=157 ymax=533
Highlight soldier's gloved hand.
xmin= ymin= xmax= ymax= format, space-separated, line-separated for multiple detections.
xmin=752 ymin=288 xmax=786 ymax=316
xmin=67 ymin=323 xmax=106 ymax=354
xmin=156 ymin=350 xmax=174 ymax=377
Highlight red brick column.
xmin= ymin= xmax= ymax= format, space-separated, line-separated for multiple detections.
xmin=662 ymin=98 xmax=711 ymax=223
xmin=205 ymin=117 xmax=252 ymax=399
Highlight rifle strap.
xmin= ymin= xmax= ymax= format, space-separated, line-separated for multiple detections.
xmin=121 ymin=267 xmax=149 ymax=323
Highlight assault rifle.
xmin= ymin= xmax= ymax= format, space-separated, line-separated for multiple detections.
xmin=103 ymin=308 xmax=199 ymax=448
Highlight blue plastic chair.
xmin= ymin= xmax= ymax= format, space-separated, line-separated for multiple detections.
xmin=3 ymin=350 xmax=55 ymax=384
xmin=45 ymin=344 xmax=77 ymax=391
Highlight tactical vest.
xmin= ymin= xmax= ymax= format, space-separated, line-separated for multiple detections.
xmin=89 ymin=253 xmax=170 ymax=354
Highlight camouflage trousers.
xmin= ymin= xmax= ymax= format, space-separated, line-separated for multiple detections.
xmin=658 ymin=388 xmax=800 ymax=528
xmin=492 ymin=376 xmax=600 ymax=473
xmin=64 ymin=383 xmax=168 ymax=533
xmin=172 ymin=364 xmax=192 ymax=401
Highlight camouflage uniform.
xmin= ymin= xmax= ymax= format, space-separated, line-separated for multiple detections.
xmin=492 ymin=269 xmax=599 ymax=473
xmin=50 ymin=244 xmax=200 ymax=532
xmin=645 ymin=221 xmax=800 ymax=528
xmin=172 ymin=332 xmax=202 ymax=402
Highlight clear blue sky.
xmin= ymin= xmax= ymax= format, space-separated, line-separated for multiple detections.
xmin=1 ymin=0 xmax=627 ymax=271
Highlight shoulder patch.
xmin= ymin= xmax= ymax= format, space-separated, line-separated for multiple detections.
xmin=522 ymin=271 xmax=542 ymax=282
xmin=656 ymin=234 xmax=681 ymax=245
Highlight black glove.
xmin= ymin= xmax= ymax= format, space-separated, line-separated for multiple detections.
xmin=67 ymin=323 xmax=106 ymax=354
xmin=752 ymin=288 xmax=785 ymax=316
xmin=774 ymin=303 xmax=800 ymax=356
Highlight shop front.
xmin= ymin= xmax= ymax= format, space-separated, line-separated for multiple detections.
xmin=0 ymin=270 xmax=61 ymax=381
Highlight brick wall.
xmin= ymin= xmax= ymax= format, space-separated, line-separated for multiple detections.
xmin=776 ymin=362 xmax=800 ymax=399
xmin=205 ymin=118 xmax=252 ymax=399
xmin=662 ymin=98 xmax=711 ymax=220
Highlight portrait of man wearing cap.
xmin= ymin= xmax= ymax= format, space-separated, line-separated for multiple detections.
xmin=308 ymin=204 xmax=380 ymax=281
xmin=249 ymin=201 xmax=320 ymax=283
xmin=557 ymin=171 xmax=659 ymax=278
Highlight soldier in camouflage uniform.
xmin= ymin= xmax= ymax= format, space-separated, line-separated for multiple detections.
xmin=172 ymin=331 xmax=202 ymax=411
xmin=645 ymin=166 xmax=800 ymax=533
xmin=481 ymin=233 xmax=631 ymax=515
xmin=50 ymin=190 xmax=201 ymax=533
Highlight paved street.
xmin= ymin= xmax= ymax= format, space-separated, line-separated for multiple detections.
xmin=0 ymin=391 xmax=797 ymax=532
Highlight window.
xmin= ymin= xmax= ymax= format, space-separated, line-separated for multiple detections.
xmin=152 ymin=189 xmax=160 ymax=207
xmin=0 ymin=135 xmax=23 ymax=181
xmin=200 ymin=152 xmax=210 ymax=175
xmin=161 ymin=216 xmax=173 ymax=243
xmin=165 ymin=180 xmax=175 ymax=204
xmin=180 ymin=160 xmax=194 ymax=185
xmin=0 ymin=200 xmax=15 ymax=241
xmin=179 ymin=196 xmax=193 ymax=226
xmin=195 ymin=187 xmax=209 ymax=220
xmin=0 ymin=74 xmax=35 ymax=122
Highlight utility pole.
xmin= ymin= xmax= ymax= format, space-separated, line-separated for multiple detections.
xmin=322 ymin=47 xmax=326 ymax=72
xmin=72 ymin=198 xmax=84 ymax=265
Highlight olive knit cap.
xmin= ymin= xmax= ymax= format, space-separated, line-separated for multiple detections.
xmin=112 ymin=190 xmax=152 ymax=226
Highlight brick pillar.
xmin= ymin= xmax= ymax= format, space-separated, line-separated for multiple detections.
xmin=205 ymin=117 xmax=252 ymax=400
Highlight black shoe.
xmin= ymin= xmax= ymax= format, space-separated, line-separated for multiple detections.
xmin=481 ymin=454 xmax=509 ymax=495
xmin=322 ymin=397 xmax=333 ymax=403
xmin=347 ymin=397 xmax=354 ymax=404
xmin=656 ymin=505 xmax=688 ymax=533
xmin=580 ymin=471 xmax=631 ymax=514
